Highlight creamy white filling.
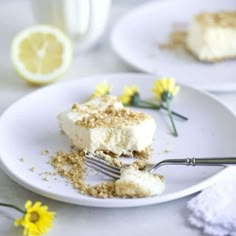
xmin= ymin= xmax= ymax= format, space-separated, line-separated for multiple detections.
xmin=115 ymin=167 xmax=165 ymax=197
xmin=58 ymin=96 xmax=156 ymax=156
xmin=186 ymin=21 xmax=236 ymax=60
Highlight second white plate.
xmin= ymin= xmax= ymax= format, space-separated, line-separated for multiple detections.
xmin=0 ymin=73 xmax=236 ymax=207
xmin=111 ymin=0 xmax=236 ymax=92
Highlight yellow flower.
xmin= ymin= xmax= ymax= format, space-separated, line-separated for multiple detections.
xmin=90 ymin=81 xmax=111 ymax=99
xmin=152 ymin=78 xmax=180 ymax=137
xmin=15 ymin=200 xmax=55 ymax=236
xmin=152 ymin=78 xmax=180 ymax=101
xmin=119 ymin=85 xmax=139 ymax=105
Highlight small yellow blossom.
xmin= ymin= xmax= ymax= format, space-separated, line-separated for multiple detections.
xmin=152 ymin=78 xmax=180 ymax=137
xmin=119 ymin=85 xmax=139 ymax=105
xmin=15 ymin=200 xmax=55 ymax=236
xmin=90 ymin=81 xmax=111 ymax=99
xmin=152 ymin=78 xmax=180 ymax=101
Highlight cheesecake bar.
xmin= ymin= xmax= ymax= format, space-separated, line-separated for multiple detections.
xmin=115 ymin=167 xmax=165 ymax=197
xmin=186 ymin=11 xmax=236 ymax=62
xmin=58 ymin=95 xmax=156 ymax=158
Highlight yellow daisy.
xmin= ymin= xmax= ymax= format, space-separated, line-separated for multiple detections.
xmin=152 ymin=78 xmax=180 ymax=101
xmin=90 ymin=81 xmax=111 ymax=99
xmin=119 ymin=85 xmax=139 ymax=105
xmin=152 ymin=77 xmax=180 ymax=137
xmin=15 ymin=200 xmax=55 ymax=236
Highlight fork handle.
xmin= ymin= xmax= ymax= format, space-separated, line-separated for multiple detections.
xmin=187 ymin=157 xmax=236 ymax=166
xmin=150 ymin=157 xmax=236 ymax=172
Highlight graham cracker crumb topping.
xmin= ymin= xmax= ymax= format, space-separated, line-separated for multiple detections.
xmin=196 ymin=11 xmax=236 ymax=28
xmin=69 ymin=95 xmax=151 ymax=128
xmin=75 ymin=106 xmax=150 ymax=128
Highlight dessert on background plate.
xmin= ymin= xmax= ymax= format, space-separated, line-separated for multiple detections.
xmin=161 ymin=11 xmax=236 ymax=63
xmin=186 ymin=11 xmax=236 ymax=62
xmin=58 ymin=95 xmax=156 ymax=159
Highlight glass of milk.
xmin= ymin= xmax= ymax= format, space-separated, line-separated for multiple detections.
xmin=31 ymin=0 xmax=111 ymax=53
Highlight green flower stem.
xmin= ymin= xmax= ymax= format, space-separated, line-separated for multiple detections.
xmin=0 ymin=203 xmax=25 ymax=214
xmin=138 ymin=100 xmax=160 ymax=109
xmin=160 ymin=104 xmax=188 ymax=121
xmin=138 ymin=100 xmax=188 ymax=121
xmin=166 ymin=99 xmax=178 ymax=137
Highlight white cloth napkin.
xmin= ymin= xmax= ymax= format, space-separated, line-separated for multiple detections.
xmin=187 ymin=167 xmax=236 ymax=236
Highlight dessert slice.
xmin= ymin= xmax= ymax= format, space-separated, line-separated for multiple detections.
xmin=115 ymin=167 xmax=165 ymax=197
xmin=186 ymin=11 xmax=236 ymax=62
xmin=58 ymin=95 xmax=156 ymax=158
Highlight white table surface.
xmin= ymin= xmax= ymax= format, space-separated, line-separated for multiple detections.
xmin=1 ymin=1 xmax=236 ymax=235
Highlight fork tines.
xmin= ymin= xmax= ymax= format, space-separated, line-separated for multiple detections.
xmin=85 ymin=153 xmax=121 ymax=179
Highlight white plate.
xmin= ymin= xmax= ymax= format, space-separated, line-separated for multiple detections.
xmin=111 ymin=0 xmax=236 ymax=92
xmin=0 ymin=73 xmax=236 ymax=208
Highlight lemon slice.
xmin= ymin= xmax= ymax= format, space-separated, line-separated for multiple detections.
xmin=11 ymin=25 xmax=73 ymax=85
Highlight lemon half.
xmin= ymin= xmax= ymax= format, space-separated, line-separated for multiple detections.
xmin=11 ymin=25 xmax=73 ymax=85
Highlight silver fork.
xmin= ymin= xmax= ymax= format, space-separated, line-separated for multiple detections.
xmin=85 ymin=153 xmax=236 ymax=180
